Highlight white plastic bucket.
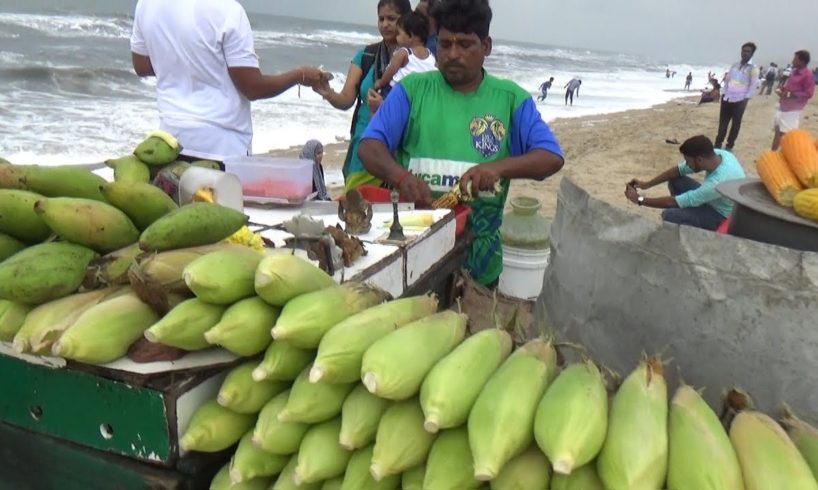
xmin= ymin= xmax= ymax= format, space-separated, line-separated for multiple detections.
xmin=498 ymin=245 xmax=550 ymax=300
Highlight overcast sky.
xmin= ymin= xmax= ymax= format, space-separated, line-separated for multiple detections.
xmin=243 ymin=0 xmax=818 ymax=65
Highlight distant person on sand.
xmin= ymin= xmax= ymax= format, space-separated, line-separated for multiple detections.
xmin=538 ymin=77 xmax=554 ymax=101
xmin=372 ymin=12 xmax=437 ymax=92
xmin=715 ymin=42 xmax=759 ymax=151
xmin=625 ymin=135 xmax=746 ymax=231
xmin=564 ymin=77 xmax=581 ymax=105
xmin=684 ymin=72 xmax=692 ymax=91
xmin=415 ymin=0 xmax=438 ymax=56
xmin=299 ymin=140 xmax=331 ymax=201
xmin=129 ymin=0 xmax=327 ymax=165
xmin=666 ymin=68 xmax=671 ymax=78
xmin=699 ymin=77 xmax=721 ymax=104
xmin=761 ymin=63 xmax=778 ymax=95
xmin=771 ymin=50 xmax=815 ymax=150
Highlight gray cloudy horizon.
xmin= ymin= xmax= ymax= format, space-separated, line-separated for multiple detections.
xmin=242 ymin=0 xmax=818 ymax=66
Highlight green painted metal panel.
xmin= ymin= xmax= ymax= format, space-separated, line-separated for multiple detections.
xmin=0 ymin=353 xmax=172 ymax=463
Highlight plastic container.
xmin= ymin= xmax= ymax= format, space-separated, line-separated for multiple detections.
xmin=224 ymin=155 xmax=313 ymax=205
xmin=177 ymin=167 xmax=244 ymax=212
xmin=498 ymin=245 xmax=550 ymax=299
xmin=499 ymin=196 xmax=551 ymax=249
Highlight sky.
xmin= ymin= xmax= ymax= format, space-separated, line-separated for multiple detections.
xmin=242 ymin=0 xmax=818 ymax=65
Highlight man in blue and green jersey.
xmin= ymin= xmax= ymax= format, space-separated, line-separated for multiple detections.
xmin=358 ymin=0 xmax=564 ymax=287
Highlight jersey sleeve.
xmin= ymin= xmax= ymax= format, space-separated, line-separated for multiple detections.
xmin=677 ymin=161 xmax=694 ymax=176
xmin=223 ymin=6 xmax=259 ymax=68
xmin=360 ymin=84 xmax=412 ymax=153
xmin=129 ymin=1 xmax=147 ymax=55
xmin=509 ymin=98 xmax=563 ymax=159
xmin=675 ymin=178 xmax=720 ymax=209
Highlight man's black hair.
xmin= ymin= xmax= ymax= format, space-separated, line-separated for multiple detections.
xmin=679 ymin=135 xmax=717 ymax=159
xmin=432 ymin=0 xmax=492 ymax=40
xmin=398 ymin=12 xmax=429 ymax=44
xmin=742 ymin=42 xmax=757 ymax=54
xmin=796 ymin=50 xmax=811 ymax=65
xmin=377 ymin=0 xmax=412 ymax=15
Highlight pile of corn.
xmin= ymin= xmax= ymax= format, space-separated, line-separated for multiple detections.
xmin=756 ymin=128 xmax=818 ymax=220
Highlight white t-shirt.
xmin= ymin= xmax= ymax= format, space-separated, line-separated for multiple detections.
xmin=392 ymin=48 xmax=437 ymax=86
xmin=130 ymin=0 xmax=259 ymax=161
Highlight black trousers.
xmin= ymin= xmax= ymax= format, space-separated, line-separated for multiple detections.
xmin=714 ymin=99 xmax=748 ymax=150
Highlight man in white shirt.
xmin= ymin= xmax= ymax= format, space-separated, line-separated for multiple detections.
xmin=714 ymin=42 xmax=759 ymax=151
xmin=130 ymin=0 xmax=327 ymax=163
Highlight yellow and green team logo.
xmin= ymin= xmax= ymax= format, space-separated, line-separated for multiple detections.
xmin=470 ymin=114 xmax=506 ymax=158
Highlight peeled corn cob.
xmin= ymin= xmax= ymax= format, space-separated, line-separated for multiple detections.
xmin=217 ymin=362 xmax=288 ymax=414
xmin=468 ymin=338 xmax=558 ymax=481
xmin=781 ymin=129 xmax=818 ymax=188
xmin=252 ymin=390 xmax=308 ymax=455
xmin=794 ymin=188 xmax=818 ymax=222
xmin=179 ymin=399 xmax=255 ymax=452
xmin=757 ymin=150 xmax=803 ymax=206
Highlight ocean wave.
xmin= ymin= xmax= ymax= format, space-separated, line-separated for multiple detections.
xmin=254 ymin=28 xmax=379 ymax=49
xmin=0 ymin=13 xmax=131 ymax=39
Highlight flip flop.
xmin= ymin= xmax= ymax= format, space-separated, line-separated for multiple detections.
xmin=665 ymin=138 xmax=679 ymax=145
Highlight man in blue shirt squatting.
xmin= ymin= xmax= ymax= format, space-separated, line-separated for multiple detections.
xmin=625 ymin=135 xmax=746 ymax=231
xmin=358 ymin=0 xmax=565 ymax=288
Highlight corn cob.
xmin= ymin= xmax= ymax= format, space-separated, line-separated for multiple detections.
xmin=294 ymin=418 xmax=352 ymax=485
xmin=272 ymin=282 xmax=390 ymax=349
xmin=421 ymin=328 xmax=512 ymax=433
xmin=217 ymin=362 xmax=288 ymax=414
xmin=273 ymin=456 xmax=322 ymax=490
xmin=782 ymin=407 xmax=818 ymax=479
xmin=401 ymin=464 xmax=426 ymax=490
xmin=731 ymin=410 xmax=818 ymax=490
xmin=549 ymin=463 xmax=604 ymax=490
xmin=143 ymin=298 xmax=226 ymax=350
xmin=209 ymin=463 xmax=271 ymax=490
xmin=490 ymin=445 xmax=551 ymax=490
xmin=667 ymin=385 xmax=744 ymax=490
xmin=339 ymin=384 xmax=391 ymax=450
xmin=757 ymin=150 xmax=803 ymax=206
xmin=311 ymin=295 xmax=439 ymax=384
xmin=0 ymin=300 xmax=30 ymax=342
xmin=468 ymin=339 xmax=558 ymax=481
xmin=596 ymin=357 xmax=668 ymax=490
xmin=370 ymin=398 xmax=436 ymax=481
xmin=794 ymin=188 xmax=818 ymax=221
xmin=204 ymin=297 xmax=279 ymax=357
xmin=361 ymin=310 xmax=467 ymax=401
xmin=278 ymin=367 xmax=355 ymax=424
xmin=423 ymin=427 xmax=480 ymax=490
xmin=252 ymin=341 xmax=314 ymax=382
xmin=183 ymin=247 xmax=264 ymax=304
xmin=781 ymin=129 xmax=818 ymax=187
xmin=254 ymin=253 xmax=336 ymax=307
xmin=252 ymin=390 xmax=309 ymax=455
xmin=228 ymin=430 xmax=288 ymax=484
xmin=321 ymin=477 xmax=343 ymax=490
xmin=179 ymin=399 xmax=255 ymax=452
xmin=533 ymin=360 xmax=608 ymax=474
xmin=340 ymin=445 xmax=400 ymax=490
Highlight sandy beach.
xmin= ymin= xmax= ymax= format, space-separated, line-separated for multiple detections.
xmin=271 ymin=93 xmax=818 ymax=220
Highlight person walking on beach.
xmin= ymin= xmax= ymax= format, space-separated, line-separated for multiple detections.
xmin=130 ymin=0 xmax=328 ymax=164
xmin=625 ymin=135 xmax=746 ymax=232
xmin=714 ymin=42 xmax=759 ymax=151
xmin=358 ymin=0 xmax=564 ymax=288
xmin=684 ymin=72 xmax=692 ymax=91
xmin=538 ymin=77 xmax=554 ymax=101
xmin=761 ymin=63 xmax=778 ymax=95
xmin=771 ymin=50 xmax=815 ymax=150
xmin=564 ymin=77 xmax=581 ymax=105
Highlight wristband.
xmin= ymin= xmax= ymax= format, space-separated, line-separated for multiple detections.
xmin=394 ymin=170 xmax=412 ymax=188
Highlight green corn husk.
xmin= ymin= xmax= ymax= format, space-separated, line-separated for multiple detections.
xmin=0 ymin=300 xmax=31 ymax=342
xmin=254 ymin=253 xmax=336 ymax=307
xmin=179 ymin=399 xmax=256 ymax=452
xmin=370 ymin=398 xmax=436 ymax=482
xmin=468 ymin=338 xmax=558 ymax=481
xmin=252 ymin=390 xmax=308 ymax=455
xmin=253 ymin=341 xmax=314 ymax=382
xmin=272 ymin=456 xmax=322 ymax=490
xmin=401 ymin=465 xmax=426 ymax=490
xmin=730 ymin=410 xmax=818 ymax=490
xmin=490 ymin=445 xmax=551 ymax=490
xmin=204 ymin=297 xmax=279 ymax=356
xmin=278 ymin=367 xmax=355 ymax=424
xmin=209 ymin=463 xmax=272 ymax=490
xmin=550 ymin=463 xmax=604 ymax=490
xmin=217 ymin=362 xmax=289 ymax=414
xmin=339 ymin=384 xmax=391 ymax=450
xmin=228 ymin=430 xmax=289 ymax=484
xmin=271 ymin=282 xmax=390 ymax=349
xmin=183 ymin=247 xmax=265 ymax=305
xmin=782 ymin=407 xmax=818 ymax=479
xmin=294 ymin=418 xmax=352 ymax=485
xmin=667 ymin=385 xmax=744 ymax=490
xmin=420 ymin=328 xmax=512 ymax=433
xmin=596 ymin=357 xmax=668 ymax=490
xmin=310 ymin=295 xmax=439 ymax=384
xmin=143 ymin=298 xmax=226 ymax=350
xmin=340 ymin=445 xmax=401 ymax=490
xmin=321 ymin=477 xmax=343 ymax=490
xmin=533 ymin=361 xmax=608 ymax=474
xmin=361 ymin=311 xmax=467 ymax=401
xmin=423 ymin=427 xmax=480 ymax=490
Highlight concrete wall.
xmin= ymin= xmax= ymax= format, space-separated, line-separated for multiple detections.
xmin=537 ymin=178 xmax=818 ymax=421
